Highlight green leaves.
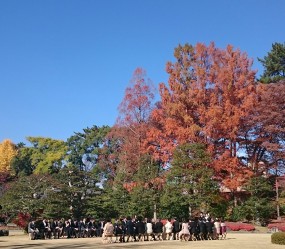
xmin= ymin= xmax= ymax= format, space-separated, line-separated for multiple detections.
xmin=26 ymin=137 xmax=67 ymax=174
xmin=258 ymin=42 xmax=285 ymax=83
xmin=161 ymin=143 xmax=219 ymax=217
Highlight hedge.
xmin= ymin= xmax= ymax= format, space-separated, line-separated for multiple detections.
xmin=226 ymin=222 xmax=255 ymax=231
xmin=268 ymin=223 xmax=285 ymax=232
xmin=271 ymin=232 xmax=285 ymax=245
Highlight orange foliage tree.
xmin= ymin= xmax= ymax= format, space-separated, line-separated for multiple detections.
xmin=105 ymin=68 xmax=157 ymax=185
xmin=146 ymin=43 xmax=257 ymax=192
xmin=241 ymin=81 xmax=285 ymax=175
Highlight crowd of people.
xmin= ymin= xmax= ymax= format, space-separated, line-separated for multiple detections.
xmin=27 ymin=212 xmax=227 ymax=243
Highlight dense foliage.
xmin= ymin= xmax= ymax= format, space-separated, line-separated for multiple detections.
xmin=0 ymin=42 xmax=284 ymax=225
xmin=271 ymin=232 xmax=285 ymax=245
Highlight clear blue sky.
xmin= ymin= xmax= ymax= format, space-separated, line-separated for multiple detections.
xmin=0 ymin=0 xmax=284 ymax=144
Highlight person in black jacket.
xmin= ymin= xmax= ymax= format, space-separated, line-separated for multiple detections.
xmin=189 ymin=217 xmax=199 ymax=241
xmin=135 ymin=216 xmax=145 ymax=241
xmin=172 ymin=217 xmax=180 ymax=240
xmin=205 ymin=217 xmax=213 ymax=240
xmin=125 ymin=216 xmax=136 ymax=242
xmin=198 ymin=217 xmax=206 ymax=240
xmin=154 ymin=218 xmax=164 ymax=241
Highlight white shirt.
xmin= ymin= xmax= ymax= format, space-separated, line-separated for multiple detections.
xmin=165 ymin=221 xmax=173 ymax=233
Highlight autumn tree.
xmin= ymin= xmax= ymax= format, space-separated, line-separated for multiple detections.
xmin=241 ymin=82 xmax=285 ymax=175
xmin=238 ymin=81 xmax=285 ymax=219
xmin=258 ymin=42 xmax=285 ymax=83
xmin=0 ymin=139 xmax=17 ymax=172
xmin=147 ymin=43 xmax=256 ymax=195
xmin=105 ymin=67 xmax=156 ymax=182
xmin=101 ymin=68 xmax=162 ymax=217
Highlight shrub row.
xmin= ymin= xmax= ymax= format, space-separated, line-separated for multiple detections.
xmin=271 ymin=232 xmax=285 ymax=245
xmin=225 ymin=222 xmax=255 ymax=231
xmin=268 ymin=223 xmax=285 ymax=232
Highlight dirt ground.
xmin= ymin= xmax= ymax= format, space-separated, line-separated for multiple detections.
xmin=0 ymin=232 xmax=283 ymax=249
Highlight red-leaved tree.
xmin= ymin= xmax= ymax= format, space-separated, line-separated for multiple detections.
xmin=146 ymin=43 xmax=257 ymax=194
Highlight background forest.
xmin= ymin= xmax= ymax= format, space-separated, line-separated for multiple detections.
xmin=1 ymin=42 xmax=285 ymax=226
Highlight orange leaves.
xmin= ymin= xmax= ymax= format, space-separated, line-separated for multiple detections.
xmin=144 ymin=42 xmax=258 ymax=190
xmin=214 ymin=150 xmax=253 ymax=191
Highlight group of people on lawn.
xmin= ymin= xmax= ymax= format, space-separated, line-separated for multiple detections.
xmin=28 ymin=212 xmax=227 ymax=243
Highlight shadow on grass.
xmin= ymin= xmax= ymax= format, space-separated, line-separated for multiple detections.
xmin=0 ymin=241 xmax=166 ymax=249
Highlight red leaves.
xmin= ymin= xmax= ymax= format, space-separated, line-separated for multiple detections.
xmin=13 ymin=212 xmax=31 ymax=229
xmin=226 ymin=222 xmax=255 ymax=231
xmin=268 ymin=223 xmax=285 ymax=232
xmin=146 ymin=42 xmax=257 ymax=190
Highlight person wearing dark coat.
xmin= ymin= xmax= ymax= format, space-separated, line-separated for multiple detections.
xmin=135 ymin=216 xmax=145 ymax=241
xmin=154 ymin=218 xmax=164 ymax=241
xmin=198 ymin=217 xmax=207 ymax=240
xmin=189 ymin=217 xmax=199 ymax=241
xmin=125 ymin=216 xmax=136 ymax=242
xmin=172 ymin=217 xmax=180 ymax=240
xmin=97 ymin=219 xmax=105 ymax=237
xmin=205 ymin=217 xmax=214 ymax=240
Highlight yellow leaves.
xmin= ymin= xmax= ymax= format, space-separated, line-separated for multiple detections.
xmin=0 ymin=139 xmax=17 ymax=172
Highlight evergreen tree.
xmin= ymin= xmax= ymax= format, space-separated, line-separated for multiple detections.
xmin=258 ymin=42 xmax=285 ymax=83
xmin=161 ymin=143 xmax=220 ymax=218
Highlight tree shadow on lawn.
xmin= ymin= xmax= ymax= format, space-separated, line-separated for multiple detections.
xmin=0 ymin=241 xmax=158 ymax=249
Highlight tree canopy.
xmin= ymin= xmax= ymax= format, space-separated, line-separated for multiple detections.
xmin=0 ymin=42 xmax=284 ymax=223
xmin=258 ymin=42 xmax=285 ymax=83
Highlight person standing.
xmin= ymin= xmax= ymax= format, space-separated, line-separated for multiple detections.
xmin=220 ymin=218 xmax=227 ymax=239
xmin=213 ymin=218 xmax=221 ymax=240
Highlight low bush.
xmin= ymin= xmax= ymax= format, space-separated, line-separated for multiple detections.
xmin=271 ymin=232 xmax=285 ymax=245
xmin=226 ymin=222 xmax=255 ymax=231
xmin=268 ymin=223 xmax=285 ymax=232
